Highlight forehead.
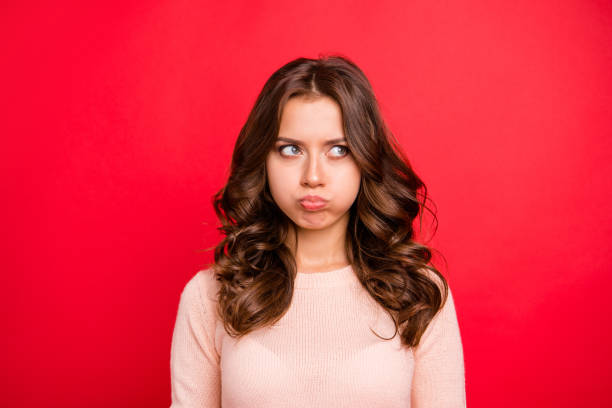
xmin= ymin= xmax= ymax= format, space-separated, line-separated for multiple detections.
xmin=277 ymin=95 xmax=345 ymax=142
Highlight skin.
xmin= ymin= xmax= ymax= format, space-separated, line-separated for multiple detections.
xmin=265 ymin=95 xmax=361 ymax=273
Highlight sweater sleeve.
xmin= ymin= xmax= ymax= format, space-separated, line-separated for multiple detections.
xmin=170 ymin=270 xmax=221 ymax=408
xmin=411 ymin=283 xmax=467 ymax=408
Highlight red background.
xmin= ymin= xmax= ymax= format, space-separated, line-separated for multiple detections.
xmin=2 ymin=1 xmax=611 ymax=406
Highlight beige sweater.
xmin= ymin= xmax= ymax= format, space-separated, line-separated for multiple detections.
xmin=170 ymin=265 xmax=466 ymax=407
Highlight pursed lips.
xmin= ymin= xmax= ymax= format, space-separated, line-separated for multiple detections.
xmin=299 ymin=195 xmax=328 ymax=210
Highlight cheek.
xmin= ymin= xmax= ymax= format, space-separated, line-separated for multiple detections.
xmin=346 ymin=162 xmax=362 ymax=189
xmin=266 ymin=158 xmax=292 ymax=201
xmin=349 ymin=171 xmax=362 ymax=199
xmin=336 ymin=164 xmax=362 ymax=202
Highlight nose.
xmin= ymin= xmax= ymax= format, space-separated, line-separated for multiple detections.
xmin=301 ymin=153 xmax=325 ymax=188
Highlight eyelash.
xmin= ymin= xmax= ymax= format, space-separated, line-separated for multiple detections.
xmin=277 ymin=144 xmax=350 ymax=157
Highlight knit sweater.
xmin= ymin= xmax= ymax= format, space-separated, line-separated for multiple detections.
xmin=169 ymin=265 xmax=466 ymax=407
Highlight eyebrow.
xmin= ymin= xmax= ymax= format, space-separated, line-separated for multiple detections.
xmin=276 ymin=137 xmax=347 ymax=145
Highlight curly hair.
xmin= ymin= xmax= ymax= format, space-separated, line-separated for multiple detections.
xmin=209 ymin=54 xmax=448 ymax=348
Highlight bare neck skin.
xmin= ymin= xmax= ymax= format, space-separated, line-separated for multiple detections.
xmin=285 ymin=211 xmax=351 ymax=274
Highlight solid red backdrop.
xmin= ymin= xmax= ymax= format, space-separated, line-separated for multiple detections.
xmin=2 ymin=1 xmax=611 ymax=407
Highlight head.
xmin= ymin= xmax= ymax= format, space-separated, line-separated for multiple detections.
xmin=212 ymin=55 xmax=446 ymax=348
xmin=222 ymin=55 xmax=418 ymax=243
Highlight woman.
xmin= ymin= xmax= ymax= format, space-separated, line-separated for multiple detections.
xmin=170 ymin=55 xmax=466 ymax=407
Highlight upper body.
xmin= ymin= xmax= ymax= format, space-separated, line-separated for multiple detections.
xmin=169 ymin=264 xmax=466 ymax=407
xmin=170 ymin=55 xmax=466 ymax=407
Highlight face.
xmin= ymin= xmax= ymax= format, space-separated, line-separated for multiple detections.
xmin=265 ymin=95 xmax=361 ymax=232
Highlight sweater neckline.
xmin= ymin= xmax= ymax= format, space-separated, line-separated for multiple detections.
xmin=294 ymin=264 xmax=359 ymax=289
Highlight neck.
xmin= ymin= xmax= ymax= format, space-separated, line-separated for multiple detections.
xmin=285 ymin=212 xmax=351 ymax=273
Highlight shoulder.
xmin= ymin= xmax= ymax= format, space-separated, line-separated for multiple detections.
xmin=179 ymin=267 xmax=221 ymax=315
xmin=413 ymin=268 xmax=462 ymax=355
xmin=417 ymin=267 xmax=448 ymax=296
xmin=417 ymin=267 xmax=456 ymax=317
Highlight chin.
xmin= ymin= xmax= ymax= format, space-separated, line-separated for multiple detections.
xmin=296 ymin=223 xmax=331 ymax=231
xmin=296 ymin=213 xmax=348 ymax=232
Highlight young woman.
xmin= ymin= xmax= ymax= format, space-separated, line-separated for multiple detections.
xmin=170 ymin=55 xmax=466 ymax=407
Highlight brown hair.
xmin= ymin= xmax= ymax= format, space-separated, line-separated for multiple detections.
xmin=209 ymin=54 xmax=448 ymax=348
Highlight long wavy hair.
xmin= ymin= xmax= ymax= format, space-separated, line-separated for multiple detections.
xmin=209 ymin=54 xmax=448 ymax=348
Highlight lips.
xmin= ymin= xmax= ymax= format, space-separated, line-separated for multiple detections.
xmin=299 ymin=195 xmax=328 ymax=211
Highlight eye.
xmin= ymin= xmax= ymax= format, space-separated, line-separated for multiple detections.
xmin=278 ymin=144 xmax=301 ymax=157
xmin=329 ymin=145 xmax=350 ymax=157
